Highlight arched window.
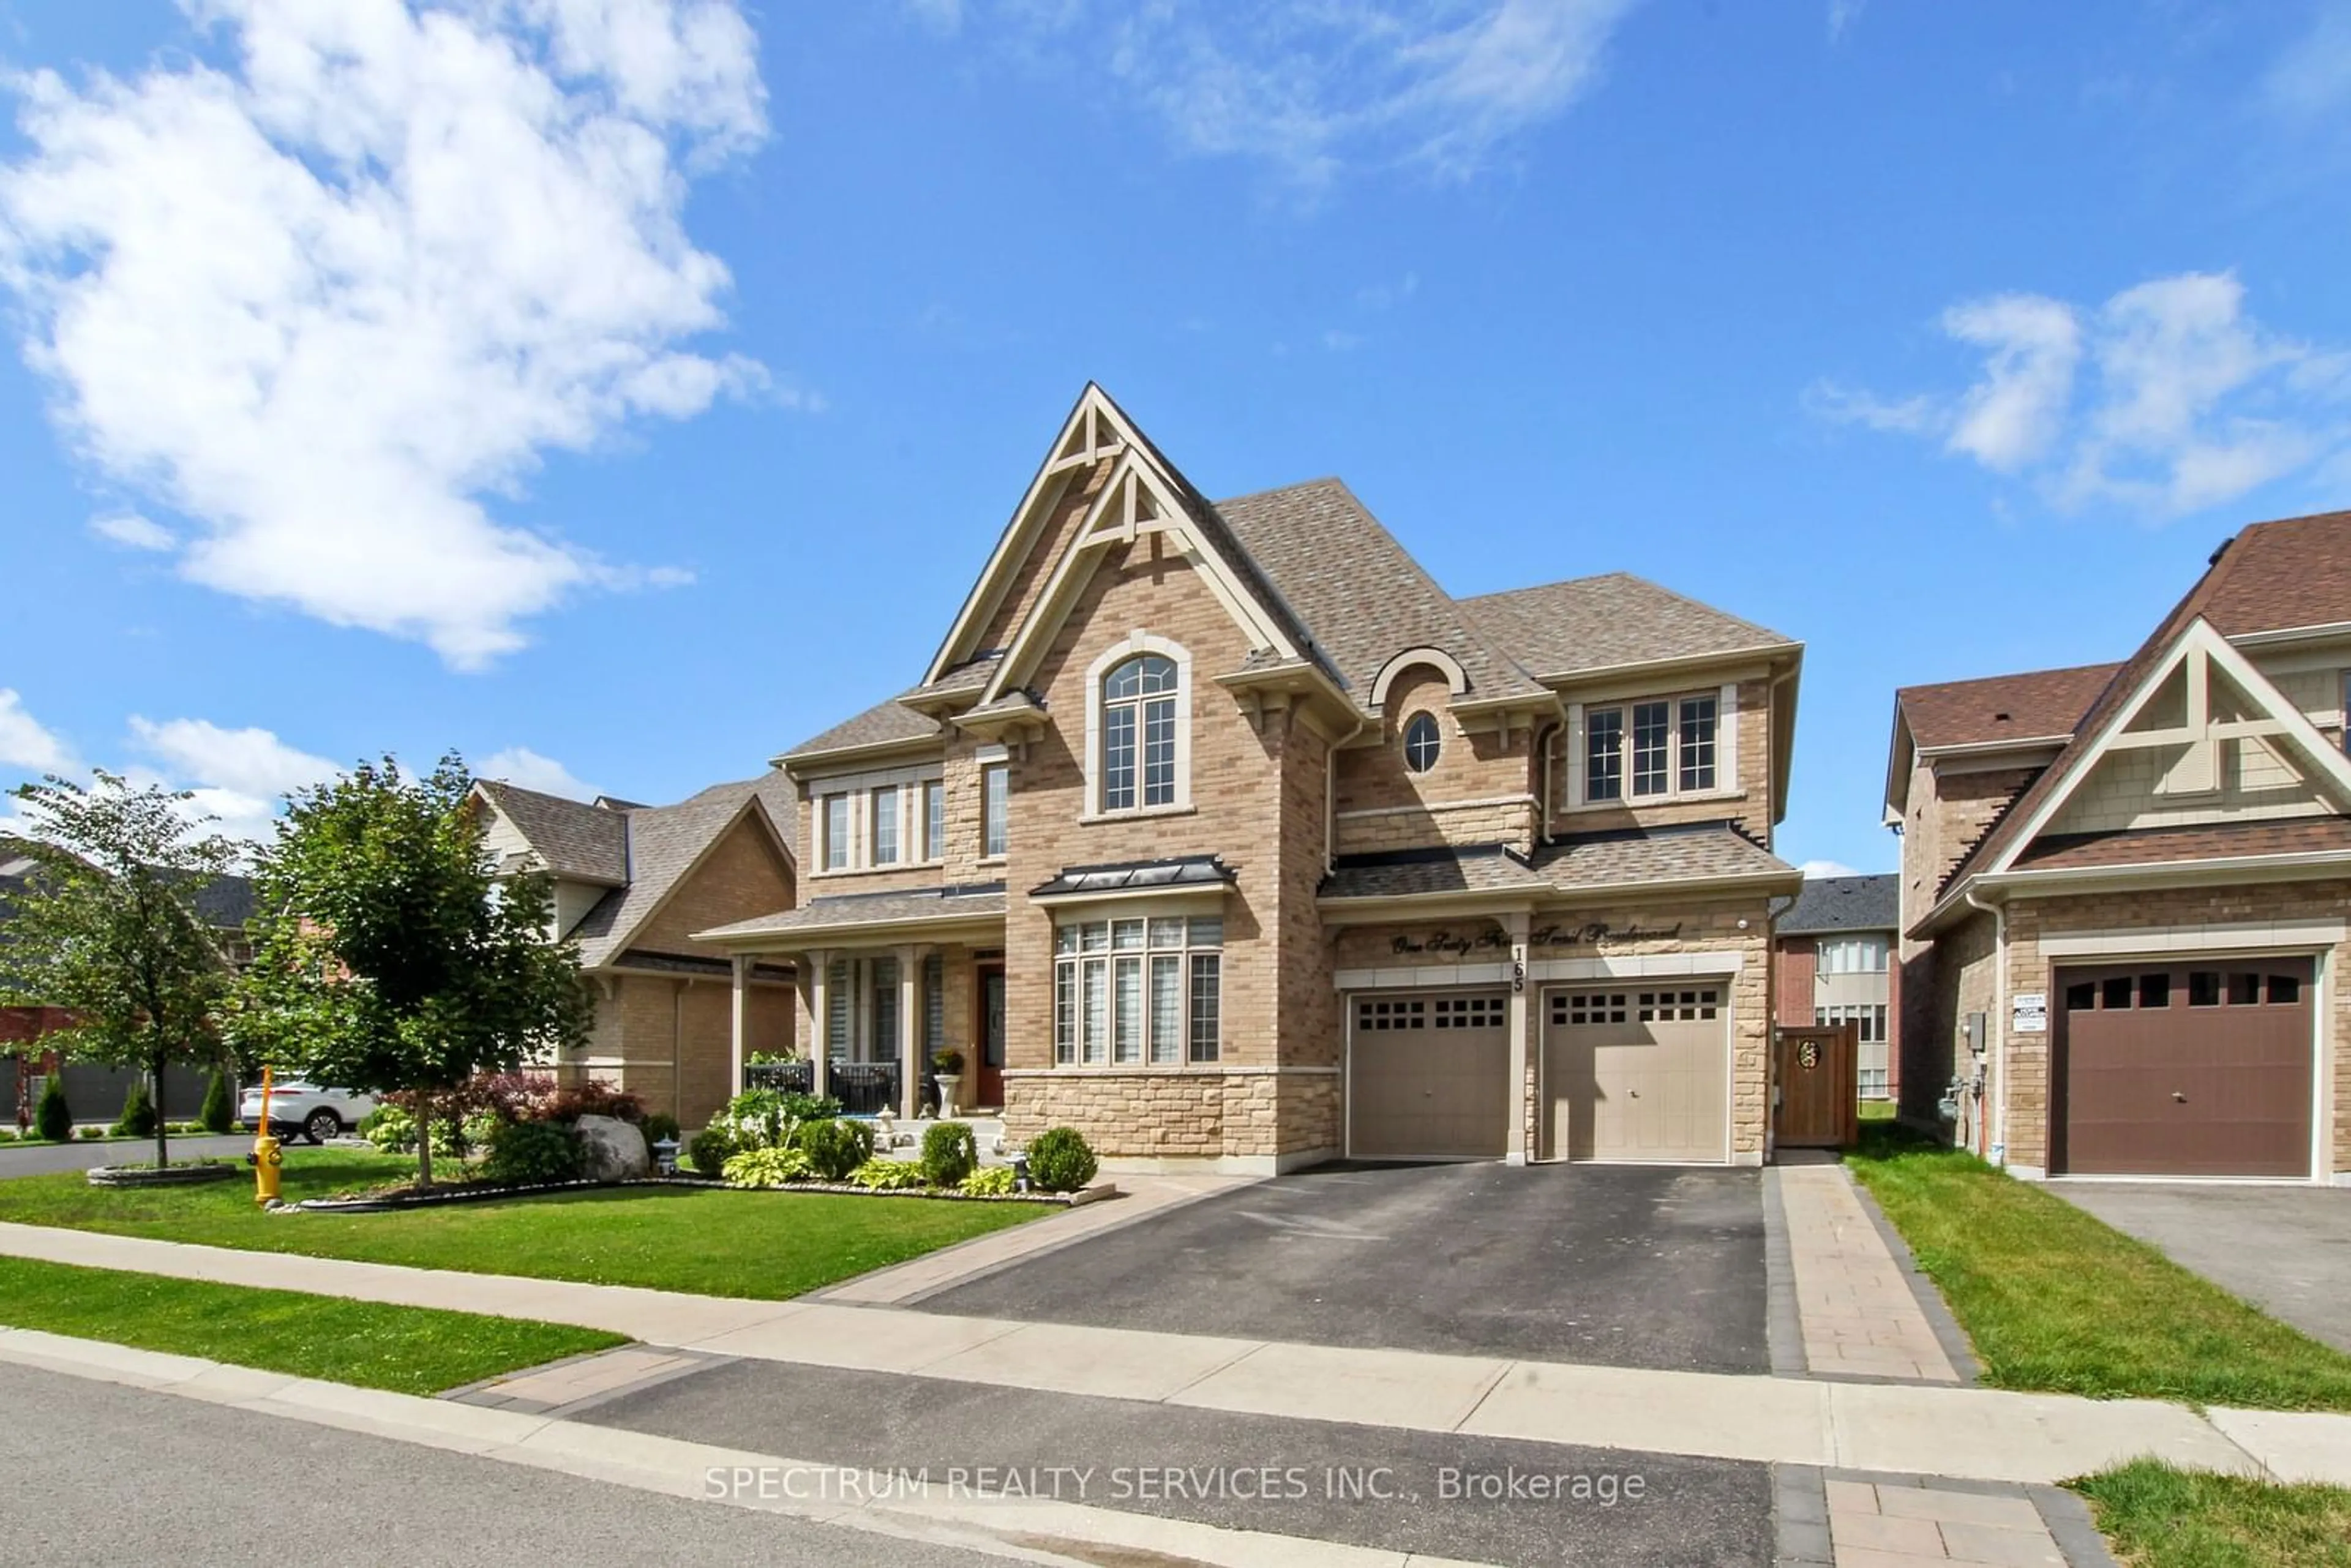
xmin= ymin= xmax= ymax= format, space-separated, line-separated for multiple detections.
xmin=1403 ymin=712 xmax=1442 ymax=773
xmin=1102 ymin=654 xmax=1179 ymax=811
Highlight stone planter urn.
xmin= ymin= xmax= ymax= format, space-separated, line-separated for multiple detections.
xmin=932 ymin=1050 xmax=966 ymax=1118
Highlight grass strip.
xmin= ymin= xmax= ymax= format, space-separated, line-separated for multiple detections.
xmin=2074 ymin=1458 xmax=2351 ymax=1568
xmin=1848 ymin=1128 xmax=2351 ymax=1411
xmin=0 ymin=1253 xmax=623 ymax=1396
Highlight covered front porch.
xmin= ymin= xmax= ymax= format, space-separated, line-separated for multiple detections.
xmin=696 ymin=885 xmax=1010 ymax=1122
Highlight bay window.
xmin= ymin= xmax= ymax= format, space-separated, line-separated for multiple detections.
xmin=1054 ymin=915 xmax=1222 ymax=1065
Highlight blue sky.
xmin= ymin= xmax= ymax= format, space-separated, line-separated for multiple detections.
xmin=4 ymin=2 xmax=2350 ymax=874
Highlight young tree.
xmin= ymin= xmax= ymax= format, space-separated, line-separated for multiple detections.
xmin=0 ymin=773 xmax=239 ymax=1169
xmin=237 ymin=754 xmax=589 ymax=1187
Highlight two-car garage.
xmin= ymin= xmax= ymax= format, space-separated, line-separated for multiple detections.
xmin=1345 ymin=984 xmax=1733 ymax=1165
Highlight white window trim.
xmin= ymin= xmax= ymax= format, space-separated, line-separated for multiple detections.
xmin=1051 ymin=912 xmax=1222 ymax=1069
xmin=979 ymin=761 xmax=1010 ymax=864
xmin=1082 ymin=632 xmax=1194 ymax=822
xmin=1565 ymin=683 xmax=1742 ymax=811
xmin=809 ymin=766 xmax=946 ymax=878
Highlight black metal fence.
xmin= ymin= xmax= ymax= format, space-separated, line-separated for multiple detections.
xmin=741 ymin=1058 xmax=904 ymax=1117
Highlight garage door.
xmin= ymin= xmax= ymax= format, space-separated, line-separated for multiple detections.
xmin=1543 ymin=986 xmax=1729 ymax=1164
xmin=1348 ymin=992 xmax=1510 ymax=1160
xmin=2055 ymin=961 xmax=2313 ymax=1178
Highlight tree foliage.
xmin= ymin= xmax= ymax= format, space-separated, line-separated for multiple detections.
xmin=235 ymin=753 xmax=590 ymax=1185
xmin=0 ymin=771 xmax=239 ymax=1168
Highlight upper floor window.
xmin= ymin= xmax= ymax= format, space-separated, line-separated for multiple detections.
xmin=822 ymin=793 xmax=850 ymax=871
xmin=1102 ymin=655 xmax=1179 ymax=812
xmin=1584 ymin=691 xmax=1720 ymax=804
xmin=981 ymin=763 xmax=1009 ymax=858
xmin=1818 ymin=935 xmax=1888 ymax=975
xmin=871 ymin=786 xmax=901 ymax=866
xmin=1403 ymin=712 xmax=1442 ymax=773
xmin=923 ymin=780 xmax=945 ymax=862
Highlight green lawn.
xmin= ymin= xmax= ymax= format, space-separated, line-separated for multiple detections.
xmin=2074 ymin=1460 xmax=2351 ymax=1568
xmin=0 ymin=1150 xmax=1044 ymax=1300
xmin=1849 ymin=1127 xmax=2351 ymax=1411
xmin=0 ymin=1255 xmax=621 ymax=1395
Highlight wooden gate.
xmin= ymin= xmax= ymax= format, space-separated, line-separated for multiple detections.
xmin=1773 ymin=1023 xmax=1858 ymax=1150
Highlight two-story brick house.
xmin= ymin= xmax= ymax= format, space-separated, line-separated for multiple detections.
xmin=699 ymin=386 xmax=1804 ymax=1172
xmin=1889 ymin=511 xmax=2351 ymax=1184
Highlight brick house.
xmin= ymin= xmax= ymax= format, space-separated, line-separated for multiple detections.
xmin=1889 ymin=510 xmax=2351 ymax=1184
xmin=468 ymin=776 xmax=798 ymax=1128
xmin=1772 ymin=874 xmax=1900 ymax=1101
xmin=696 ymin=385 xmax=1805 ymax=1172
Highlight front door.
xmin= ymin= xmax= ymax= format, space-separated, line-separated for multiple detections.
xmin=977 ymin=967 xmax=1006 ymax=1110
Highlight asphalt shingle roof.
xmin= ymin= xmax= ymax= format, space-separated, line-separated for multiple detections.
xmin=474 ymin=781 xmax=629 ymax=883
xmin=1895 ymin=664 xmax=2121 ymax=752
xmin=697 ymin=884 xmax=1008 ymax=941
xmin=1319 ymin=824 xmax=1793 ymax=902
xmin=1461 ymin=573 xmax=1794 ymax=678
xmin=569 ymin=773 xmax=797 ymax=967
xmin=2010 ymin=817 xmax=2351 ymax=872
xmin=1775 ymin=873 xmax=1898 ymax=936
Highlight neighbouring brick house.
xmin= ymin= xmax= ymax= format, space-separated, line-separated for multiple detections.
xmin=1 ymin=839 xmax=253 ymax=1123
xmin=695 ymin=385 xmax=1805 ymax=1171
xmin=1772 ymin=874 xmax=1900 ymax=1101
xmin=468 ymin=776 xmax=798 ymax=1128
xmin=1890 ymin=510 xmax=2351 ymax=1184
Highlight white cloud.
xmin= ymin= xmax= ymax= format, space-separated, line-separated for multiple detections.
xmin=1799 ymin=859 xmax=1861 ymax=880
xmin=1812 ymin=271 xmax=2348 ymax=516
xmin=0 ymin=689 xmax=75 ymax=774
xmin=934 ymin=1 xmax=1641 ymax=184
xmin=1827 ymin=0 xmax=1865 ymax=42
xmin=478 ymin=745 xmax=596 ymax=801
xmin=0 ymin=0 xmax=777 ymax=668
xmin=127 ymin=714 xmax=340 ymax=840
xmin=1321 ymin=329 xmax=1363 ymax=351
xmin=89 ymin=512 xmax=175 ymax=551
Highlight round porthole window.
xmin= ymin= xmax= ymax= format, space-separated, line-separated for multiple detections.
xmin=1403 ymin=712 xmax=1442 ymax=773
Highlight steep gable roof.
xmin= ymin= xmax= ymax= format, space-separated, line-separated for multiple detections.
xmin=1461 ymin=573 xmax=1793 ymax=679
xmin=2197 ymin=508 xmax=2351 ymax=637
xmin=473 ymin=781 xmax=628 ymax=883
xmin=570 ymin=771 xmax=796 ymax=967
xmin=1895 ymin=663 xmax=2121 ymax=752
xmin=1215 ymin=479 xmax=1547 ymax=704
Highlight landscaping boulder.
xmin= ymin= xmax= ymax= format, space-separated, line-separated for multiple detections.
xmin=572 ymin=1115 xmax=649 ymax=1182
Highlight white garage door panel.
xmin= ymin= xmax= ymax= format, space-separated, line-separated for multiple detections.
xmin=1544 ymin=986 xmax=1729 ymax=1165
xmin=1349 ymin=992 xmax=1510 ymax=1160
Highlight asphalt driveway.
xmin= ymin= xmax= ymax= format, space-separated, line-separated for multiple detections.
xmin=923 ymin=1161 xmax=1768 ymax=1373
xmin=0 ymin=1135 xmax=252 ymax=1179
xmin=2053 ymin=1182 xmax=2351 ymax=1354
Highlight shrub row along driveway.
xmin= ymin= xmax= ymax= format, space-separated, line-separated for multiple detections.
xmin=927 ymin=1161 xmax=1770 ymax=1373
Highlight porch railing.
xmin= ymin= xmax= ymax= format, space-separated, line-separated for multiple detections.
xmin=740 ymin=1057 xmax=907 ymax=1117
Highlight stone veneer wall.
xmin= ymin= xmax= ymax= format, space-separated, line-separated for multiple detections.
xmin=1993 ymin=883 xmax=2351 ymax=1178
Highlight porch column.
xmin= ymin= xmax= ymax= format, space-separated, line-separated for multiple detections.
xmin=897 ymin=945 xmax=926 ymax=1119
xmin=808 ymin=950 xmax=830 ymax=1101
xmin=1503 ymin=910 xmax=1532 ymax=1165
xmin=728 ymin=953 xmax=751 ymax=1097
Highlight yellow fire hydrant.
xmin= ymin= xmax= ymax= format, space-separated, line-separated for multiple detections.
xmin=252 ymin=1065 xmax=283 ymax=1207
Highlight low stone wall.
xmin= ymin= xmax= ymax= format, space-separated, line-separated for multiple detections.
xmin=1002 ymin=1067 xmax=1338 ymax=1162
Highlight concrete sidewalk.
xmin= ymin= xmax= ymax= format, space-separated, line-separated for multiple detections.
xmin=6 ymin=1220 xmax=2349 ymax=1488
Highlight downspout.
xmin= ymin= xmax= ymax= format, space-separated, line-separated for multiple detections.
xmin=672 ymin=979 xmax=684 ymax=1127
xmin=1963 ymin=883 xmax=2004 ymax=1167
xmin=1325 ymin=710 xmax=1372 ymax=873
xmin=1534 ymin=722 xmax=1561 ymax=844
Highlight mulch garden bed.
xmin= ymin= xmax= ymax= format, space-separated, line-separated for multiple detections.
xmin=292 ymin=1174 xmax=1114 ymax=1213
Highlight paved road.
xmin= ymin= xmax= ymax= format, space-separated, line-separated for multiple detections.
xmin=2053 ymin=1182 xmax=2351 ymax=1352
xmin=0 ymin=1134 xmax=253 ymax=1178
xmin=926 ymin=1160 xmax=1770 ymax=1371
xmin=0 ymin=1361 xmax=1010 ymax=1568
xmin=587 ymin=1357 xmax=1776 ymax=1568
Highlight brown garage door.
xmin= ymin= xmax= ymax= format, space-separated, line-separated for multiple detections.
xmin=2055 ymin=961 xmax=2313 ymax=1178
xmin=1543 ymin=986 xmax=1730 ymax=1163
xmin=1348 ymin=992 xmax=1510 ymax=1160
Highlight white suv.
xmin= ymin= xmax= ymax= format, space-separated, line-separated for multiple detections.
xmin=238 ymin=1082 xmax=377 ymax=1145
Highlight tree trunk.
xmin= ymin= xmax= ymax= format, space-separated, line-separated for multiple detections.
xmin=152 ymin=1049 xmax=169 ymax=1171
xmin=415 ymin=1099 xmax=434 ymax=1190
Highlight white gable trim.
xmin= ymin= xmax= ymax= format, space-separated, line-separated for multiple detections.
xmin=1985 ymin=617 xmax=2351 ymax=877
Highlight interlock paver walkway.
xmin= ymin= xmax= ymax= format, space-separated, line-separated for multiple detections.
xmin=1780 ymin=1164 xmax=1960 ymax=1382
xmin=1826 ymin=1477 xmax=2069 ymax=1567
xmin=6 ymin=1218 xmax=2348 ymax=1491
